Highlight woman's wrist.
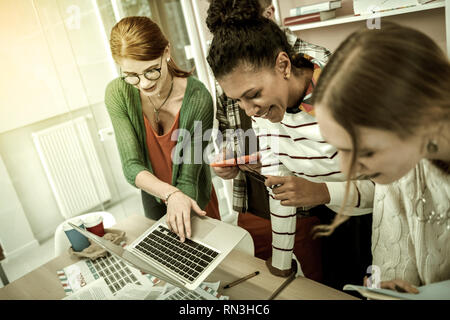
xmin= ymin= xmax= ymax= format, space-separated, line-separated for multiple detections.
xmin=164 ymin=189 xmax=182 ymax=205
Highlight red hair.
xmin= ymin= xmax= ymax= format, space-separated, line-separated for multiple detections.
xmin=109 ymin=16 xmax=192 ymax=78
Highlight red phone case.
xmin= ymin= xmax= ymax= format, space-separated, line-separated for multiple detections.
xmin=210 ymin=154 xmax=258 ymax=167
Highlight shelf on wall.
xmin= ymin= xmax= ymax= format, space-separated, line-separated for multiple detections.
xmin=288 ymin=0 xmax=445 ymax=31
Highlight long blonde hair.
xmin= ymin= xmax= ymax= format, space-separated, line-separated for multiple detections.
xmin=313 ymin=22 xmax=450 ymax=213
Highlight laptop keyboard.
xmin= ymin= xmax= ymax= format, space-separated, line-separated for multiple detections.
xmin=90 ymin=255 xmax=143 ymax=294
xmin=134 ymin=225 xmax=220 ymax=283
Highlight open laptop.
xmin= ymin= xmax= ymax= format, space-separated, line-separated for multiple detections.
xmin=69 ymin=214 xmax=247 ymax=291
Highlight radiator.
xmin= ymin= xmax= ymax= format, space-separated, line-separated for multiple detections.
xmin=32 ymin=116 xmax=111 ymax=219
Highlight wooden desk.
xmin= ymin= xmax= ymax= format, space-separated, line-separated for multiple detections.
xmin=0 ymin=215 xmax=357 ymax=300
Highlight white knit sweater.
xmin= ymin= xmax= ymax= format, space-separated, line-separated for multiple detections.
xmin=372 ymin=160 xmax=450 ymax=286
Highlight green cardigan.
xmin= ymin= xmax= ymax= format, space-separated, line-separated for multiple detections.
xmin=104 ymin=76 xmax=213 ymax=209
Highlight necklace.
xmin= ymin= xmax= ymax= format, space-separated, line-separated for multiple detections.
xmin=414 ymin=161 xmax=450 ymax=230
xmin=148 ymin=78 xmax=174 ymax=123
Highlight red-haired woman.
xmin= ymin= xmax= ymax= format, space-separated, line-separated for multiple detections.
xmin=105 ymin=17 xmax=220 ymax=242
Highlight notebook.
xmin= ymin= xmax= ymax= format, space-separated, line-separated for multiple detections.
xmin=69 ymin=214 xmax=247 ymax=290
xmin=343 ymin=280 xmax=450 ymax=300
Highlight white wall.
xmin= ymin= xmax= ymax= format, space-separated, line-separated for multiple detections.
xmin=0 ymin=105 xmax=136 ymax=242
xmin=0 ymin=0 xmax=135 ymax=243
xmin=0 ymin=0 xmax=71 ymax=133
xmin=196 ymin=0 xmax=213 ymax=44
xmin=0 ymin=154 xmax=38 ymax=259
xmin=0 ymin=0 xmax=117 ymax=134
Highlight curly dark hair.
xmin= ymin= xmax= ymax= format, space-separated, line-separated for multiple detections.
xmin=206 ymin=0 xmax=312 ymax=80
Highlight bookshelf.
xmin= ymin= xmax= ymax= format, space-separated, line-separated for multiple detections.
xmin=288 ymin=0 xmax=446 ymax=31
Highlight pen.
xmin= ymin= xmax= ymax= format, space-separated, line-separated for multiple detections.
xmin=268 ymin=271 xmax=296 ymax=300
xmin=223 ymin=271 xmax=260 ymax=289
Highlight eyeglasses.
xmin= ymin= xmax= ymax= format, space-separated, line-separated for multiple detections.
xmin=121 ymin=56 xmax=163 ymax=85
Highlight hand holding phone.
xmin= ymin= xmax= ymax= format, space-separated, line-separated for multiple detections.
xmin=210 ymin=153 xmax=259 ymax=167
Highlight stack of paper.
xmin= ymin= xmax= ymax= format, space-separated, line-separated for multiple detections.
xmin=58 ymin=246 xmax=230 ymax=300
xmin=63 ymin=278 xmax=115 ymax=300
xmin=57 ymin=254 xmax=158 ymax=296
xmin=155 ymin=281 xmax=228 ymax=300
xmin=63 ymin=278 xmax=229 ymax=300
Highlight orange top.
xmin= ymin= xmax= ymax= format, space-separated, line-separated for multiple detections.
xmin=144 ymin=111 xmax=180 ymax=185
xmin=144 ymin=110 xmax=221 ymax=221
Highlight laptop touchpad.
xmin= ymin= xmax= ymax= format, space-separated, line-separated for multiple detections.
xmin=190 ymin=216 xmax=215 ymax=240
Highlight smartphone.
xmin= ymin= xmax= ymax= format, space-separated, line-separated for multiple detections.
xmin=210 ymin=154 xmax=259 ymax=167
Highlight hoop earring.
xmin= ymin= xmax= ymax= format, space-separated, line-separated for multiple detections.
xmin=427 ymin=140 xmax=439 ymax=154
